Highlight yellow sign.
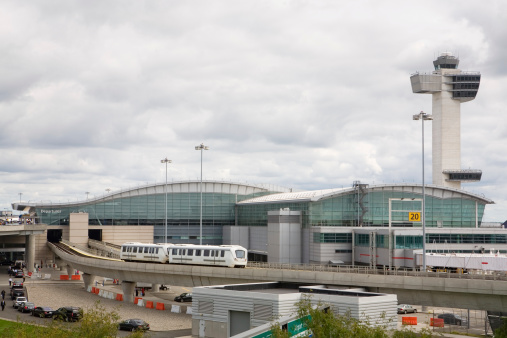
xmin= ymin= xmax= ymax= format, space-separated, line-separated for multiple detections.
xmin=409 ymin=212 xmax=421 ymax=222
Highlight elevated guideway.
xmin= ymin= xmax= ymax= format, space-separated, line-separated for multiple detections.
xmin=48 ymin=241 xmax=507 ymax=311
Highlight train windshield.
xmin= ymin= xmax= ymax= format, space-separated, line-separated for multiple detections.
xmin=235 ymin=250 xmax=246 ymax=259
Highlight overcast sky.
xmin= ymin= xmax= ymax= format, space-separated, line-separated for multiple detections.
xmin=1 ymin=1 xmax=506 ymax=221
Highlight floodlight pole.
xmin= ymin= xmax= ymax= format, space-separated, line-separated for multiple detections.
xmin=195 ymin=143 xmax=209 ymax=245
xmin=161 ymin=158 xmax=172 ymax=244
xmin=413 ymin=111 xmax=433 ymax=272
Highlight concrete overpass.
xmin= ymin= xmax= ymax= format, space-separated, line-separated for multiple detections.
xmin=0 ymin=224 xmax=46 ymax=272
xmin=49 ymin=242 xmax=507 ymax=311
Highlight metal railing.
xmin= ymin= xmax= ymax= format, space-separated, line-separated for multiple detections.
xmin=247 ymin=262 xmax=507 ymax=281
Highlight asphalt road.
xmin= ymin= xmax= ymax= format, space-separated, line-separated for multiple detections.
xmin=0 ymin=267 xmax=192 ymax=337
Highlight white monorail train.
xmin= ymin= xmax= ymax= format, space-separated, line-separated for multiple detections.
xmin=120 ymin=242 xmax=248 ymax=268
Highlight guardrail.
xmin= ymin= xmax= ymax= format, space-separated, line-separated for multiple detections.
xmin=247 ymin=262 xmax=507 ymax=281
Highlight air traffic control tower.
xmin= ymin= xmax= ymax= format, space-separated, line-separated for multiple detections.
xmin=410 ymin=53 xmax=482 ymax=189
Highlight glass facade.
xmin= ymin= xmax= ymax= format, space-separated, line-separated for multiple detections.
xmin=313 ymin=233 xmax=352 ymax=243
xmin=427 ymin=234 xmax=507 ymax=245
xmin=34 ymin=183 xmax=278 ymax=245
xmin=238 ymin=190 xmax=486 ymax=228
xmin=395 ymin=235 xmax=423 ymax=249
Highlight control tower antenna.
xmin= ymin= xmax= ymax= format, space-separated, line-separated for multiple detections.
xmin=410 ymin=53 xmax=482 ymax=189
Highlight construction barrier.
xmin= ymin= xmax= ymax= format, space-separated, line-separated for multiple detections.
xmin=186 ymin=306 xmax=192 ymax=315
xmin=71 ymin=275 xmax=81 ymax=280
xmin=171 ymin=305 xmax=181 ymax=313
xmin=94 ymin=288 xmax=100 ymax=295
xmin=60 ymin=275 xmax=69 ymax=280
xmin=146 ymin=301 xmax=154 ymax=309
xmin=28 ymin=272 xmax=32 ymax=277
xmin=430 ymin=318 xmax=444 ymax=327
xmin=134 ymin=297 xmax=142 ymax=305
xmin=116 ymin=294 xmax=123 ymax=301
xmin=155 ymin=302 xmax=165 ymax=310
xmin=137 ymin=299 xmax=145 ymax=307
xmin=402 ymin=317 xmax=417 ymax=325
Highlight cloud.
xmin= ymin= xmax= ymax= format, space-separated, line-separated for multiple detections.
xmin=1 ymin=0 xmax=506 ymax=221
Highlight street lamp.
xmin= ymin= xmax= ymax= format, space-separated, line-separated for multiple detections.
xmin=195 ymin=143 xmax=209 ymax=245
xmin=413 ymin=111 xmax=433 ymax=272
xmin=86 ymin=192 xmax=90 ymax=200
xmin=161 ymin=157 xmax=172 ymax=244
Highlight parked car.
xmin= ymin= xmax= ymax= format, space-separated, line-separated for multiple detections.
xmin=53 ymin=307 xmax=83 ymax=322
xmin=14 ymin=270 xmax=24 ymax=278
xmin=437 ymin=313 xmax=467 ymax=326
xmin=11 ymin=281 xmax=23 ymax=289
xmin=174 ymin=292 xmax=192 ymax=302
xmin=32 ymin=306 xmax=55 ymax=318
xmin=118 ymin=319 xmax=150 ymax=331
xmin=18 ymin=302 xmax=35 ymax=313
xmin=13 ymin=297 xmax=27 ymax=309
xmin=10 ymin=289 xmax=25 ymax=300
xmin=397 ymin=304 xmax=417 ymax=314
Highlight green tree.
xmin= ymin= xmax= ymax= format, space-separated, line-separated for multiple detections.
xmin=494 ymin=318 xmax=507 ymax=338
xmin=269 ymin=295 xmax=435 ymax=338
xmin=6 ymin=301 xmax=145 ymax=338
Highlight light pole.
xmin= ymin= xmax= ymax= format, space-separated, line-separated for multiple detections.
xmin=19 ymin=193 xmax=22 ymax=203
xmin=86 ymin=192 xmax=90 ymax=200
xmin=195 ymin=143 xmax=209 ymax=245
xmin=413 ymin=111 xmax=433 ymax=271
xmin=161 ymin=157 xmax=172 ymax=244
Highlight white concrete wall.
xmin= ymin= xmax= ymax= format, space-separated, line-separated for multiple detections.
xmin=69 ymin=213 xmax=89 ymax=245
xmin=432 ymin=69 xmax=463 ymax=189
xmin=267 ymin=210 xmax=301 ymax=263
xmin=98 ymin=225 xmax=154 ymax=245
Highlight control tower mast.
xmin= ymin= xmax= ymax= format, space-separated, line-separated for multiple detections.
xmin=410 ymin=53 xmax=482 ymax=189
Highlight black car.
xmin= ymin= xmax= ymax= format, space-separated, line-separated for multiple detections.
xmin=32 ymin=306 xmax=55 ymax=318
xmin=437 ymin=313 xmax=467 ymax=326
xmin=53 ymin=307 xmax=83 ymax=322
xmin=174 ymin=292 xmax=192 ymax=302
xmin=11 ymin=281 xmax=23 ymax=289
xmin=14 ymin=270 xmax=24 ymax=278
xmin=10 ymin=289 xmax=25 ymax=300
xmin=118 ymin=319 xmax=150 ymax=331
xmin=18 ymin=302 xmax=35 ymax=313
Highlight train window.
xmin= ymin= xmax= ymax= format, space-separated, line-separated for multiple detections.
xmin=235 ymin=250 xmax=245 ymax=258
xmin=133 ymin=247 xmax=137 ymax=253
xmin=172 ymin=249 xmax=177 ymax=255
xmin=220 ymin=250 xmax=225 ymax=257
xmin=122 ymin=247 xmax=127 ymax=252
xmin=144 ymin=247 xmax=149 ymax=253
xmin=188 ymin=249 xmax=193 ymax=256
xmin=128 ymin=247 xmax=132 ymax=253
xmin=204 ymin=250 xmax=210 ymax=256
xmin=138 ymin=247 xmax=142 ymax=253
xmin=195 ymin=249 xmax=201 ymax=256
xmin=156 ymin=248 xmax=159 ymax=254
xmin=182 ymin=249 xmax=187 ymax=255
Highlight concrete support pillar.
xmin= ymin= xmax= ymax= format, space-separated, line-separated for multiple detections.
xmin=66 ymin=264 xmax=74 ymax=277
xmin=25 ymin=235 xmax=35 ymax=273
xmin=121 ymin=281 xmax=136 ymax=303
xmin=82 ymin=273 xmax=96 ymax=290
xmin=152 ymin=284 xmax=161 ymax=292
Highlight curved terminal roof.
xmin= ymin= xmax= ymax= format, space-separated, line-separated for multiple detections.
xmin=12 ymin=180 xmax=291 ymax=211
xmin=237 ymin=183 xmax=494 ymax=205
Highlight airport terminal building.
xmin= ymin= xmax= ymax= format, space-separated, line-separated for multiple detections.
xmin=9 ymin=179 xmax=507 ymax=269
